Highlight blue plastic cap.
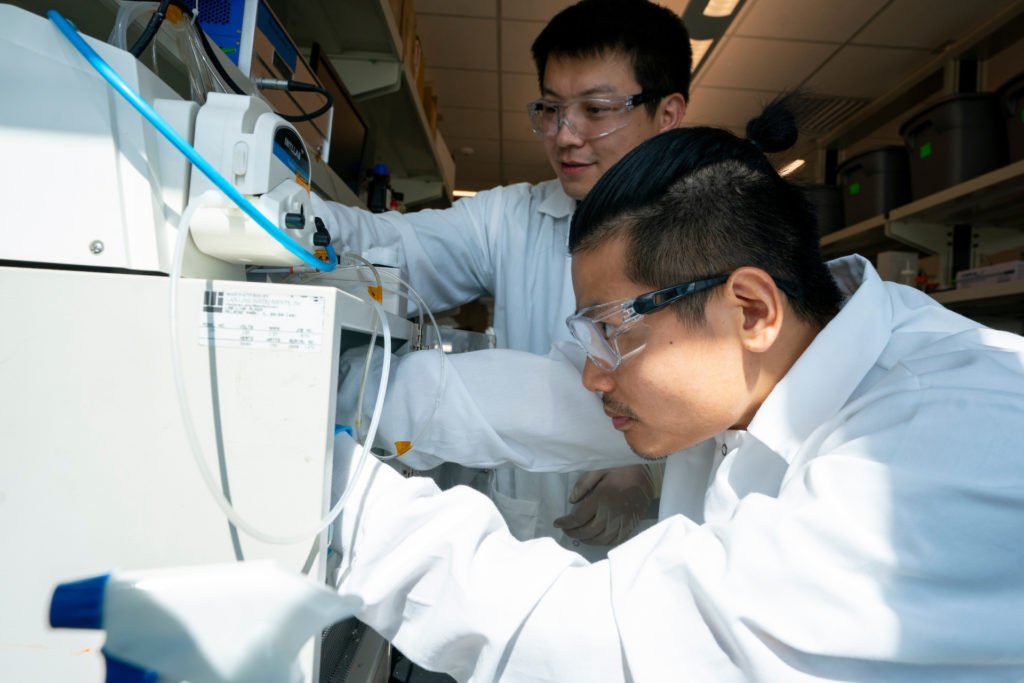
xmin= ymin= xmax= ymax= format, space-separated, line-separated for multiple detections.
xmin=373 ymin=163 xmax=389 ymax=176
xmin=335 ymin=424 xmax=354 ymax=436
xmin=49 ymin=574 xmax=110 ymax=629
xmin=103 ymin=649 xmax=160 ymax=683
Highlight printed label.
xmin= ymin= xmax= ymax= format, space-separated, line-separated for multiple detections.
xmin=198 ymin=290 xmax=325 ymax=352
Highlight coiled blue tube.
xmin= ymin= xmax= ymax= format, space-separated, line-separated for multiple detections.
xmin=47 ymin=9 xmax=336 ymax=271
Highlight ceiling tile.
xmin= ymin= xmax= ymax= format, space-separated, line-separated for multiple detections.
xmin=853 ymin=0 xmax=1013 ymax=50
xmin=501 ymin=20 xmax=547 ymax=74
xmin=733 ymin=0 xmax=887 ymax=42
xmin=501 ymin=0 xmax=576 ymax=21
xmin=416 ymin=0 xmax=497 ymax=18
xmin=428 ymin=68 xmax=499 ymax=110
xmin=501 ymin=72 xmax=540 ymax=112
xmin=502 ymin=139 xmax=549 ymax=166
xmin=684 ymin=86 xmax=777 ymax=128
xmin=503 ymin=109 xmax=539 ymax=142
xmin=437 ymin=107 xmax=501 ymax=140
xmin=445 ymin=137 xmax=501 ymax=163
xmin=699 ymin=36 xmax=838 ymax=91
xmin=453 ymin=158 xmax=502 ymax=189
xmin=805 ymin=45 xmax=930 ymax=99
xmin=417 ymin=15 xmax=498 ymax=70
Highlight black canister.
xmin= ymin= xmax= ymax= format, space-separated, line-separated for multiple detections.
xmin=997 ymin=74 xmax=1024 ymax=163
xmin=899 ymin=93 xmax=1008 ymax=199
xmin=836 ymin=146 xmax=912 ymax=226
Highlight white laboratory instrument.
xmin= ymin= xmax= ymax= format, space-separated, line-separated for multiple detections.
xmin=0 ymin=5 xmax=405 ymax=681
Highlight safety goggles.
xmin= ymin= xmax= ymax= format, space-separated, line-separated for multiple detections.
xmin=566 ymin=275 xmax=729 ymax=372
xmin=567 ymin=273 xmax=803 ymax=371
xmin=527 ymin=92 xmax=665 ymax=141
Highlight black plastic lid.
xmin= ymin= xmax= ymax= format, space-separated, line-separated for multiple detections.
xmin=836 ymin=145 xmax=907 ymax=173
xmin=898 ymin=93 xmax=998 ymax=135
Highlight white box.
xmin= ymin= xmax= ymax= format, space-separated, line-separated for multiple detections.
xmin=956 ymin=260 xmax=1024 ymax=289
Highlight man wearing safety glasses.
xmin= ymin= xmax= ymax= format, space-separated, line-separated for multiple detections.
xmin=324 ymin=0 xmax=690 ymax=561
xmin=332 ymin=99 xmax=1024 ymax=682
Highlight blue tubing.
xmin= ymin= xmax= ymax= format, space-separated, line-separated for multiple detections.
xmin=47 ymin=10 xmax=336 ymax=271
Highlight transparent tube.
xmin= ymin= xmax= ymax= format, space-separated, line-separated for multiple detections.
xmin=295 ymin=264 xmax=447 ymax=460
xmin=338 ymin=253 xmax=384 ymax=441
xmin=169 ymin=192 xmax=390 ymax=544
xmin=49 ymin=9 xmax=336 ymax=272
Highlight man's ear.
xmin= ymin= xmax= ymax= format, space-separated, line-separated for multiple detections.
xmin=658 ymin=93 xmax=687 ymax=131
xmin=722 ymin=268 xmax=784 ymax=353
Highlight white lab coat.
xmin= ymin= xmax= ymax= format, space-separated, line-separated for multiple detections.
xmin=314 ymin=182 xmax=637 ymax=559
xmin=334 ymin=256 xmax=1024 ymax=682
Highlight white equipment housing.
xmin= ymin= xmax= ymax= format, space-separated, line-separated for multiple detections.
xmin=0 ymin=5 xmax=407 ymax=681
xmin=189 ymin=93 xmax=321 ymax=266
xmin=0 ymin=4 xmax=237 ymax=279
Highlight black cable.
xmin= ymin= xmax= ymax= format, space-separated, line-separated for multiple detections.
xmin=260 ymin=80 xmax=333 ymax=123
xmin=128 ymin=0 xmax=173 ymax=57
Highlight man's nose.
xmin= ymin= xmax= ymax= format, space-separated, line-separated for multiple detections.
xmin=554 ymin=115 xmax=584 ymax=145
xmin=581 ymin=356 xmax=614 ymax=394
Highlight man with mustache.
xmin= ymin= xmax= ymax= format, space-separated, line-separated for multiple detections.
xmin=332 ymin=98 xmax=1024 ymax=681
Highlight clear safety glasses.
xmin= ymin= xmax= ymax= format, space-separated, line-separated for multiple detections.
xmin=566 ymin=275 xmax=729 ymax=372
xmin=526 ymin=92 xmax=665 ymax=140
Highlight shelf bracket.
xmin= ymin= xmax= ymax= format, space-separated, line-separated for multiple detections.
xmin=330 ymin=52 xmax=401 ymax=99
xmin=971 ymin=226 xmax=1024 ymax=267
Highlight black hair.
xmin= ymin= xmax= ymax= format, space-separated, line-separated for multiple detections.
xmin=569 ymin=95 xmax=843 ymax=328
xmin=531 ymin=0 xmax=692 ymax=113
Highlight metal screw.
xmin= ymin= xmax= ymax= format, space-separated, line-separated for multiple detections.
xmin=89 ymin=240 xmax=104 ymax=254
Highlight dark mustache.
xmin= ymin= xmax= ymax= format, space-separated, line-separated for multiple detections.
xmin=602 ymin=396 xmax=639 ymax=420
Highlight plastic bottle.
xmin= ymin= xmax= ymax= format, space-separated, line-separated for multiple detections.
xmin=366 ymin=163 xmax=392 ymax=213
xmin=49 ymin=562 xmax=359 ymax=683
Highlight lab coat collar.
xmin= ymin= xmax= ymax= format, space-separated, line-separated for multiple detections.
xmin=746 ymin=255 xmax=892 ymax=463
xmin=537 ymin=183 xmax=576 ymax=219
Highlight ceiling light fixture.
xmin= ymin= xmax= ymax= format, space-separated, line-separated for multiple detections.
xmin=690 ymin=38 xmax=714 ymax=72
xmin=778 ymin=159 xmax=806 ymax=177
xmin=683 ymin=0 xmax=746 ymax=76
xmin=453 ymin=189 xmax=478 ymax=198
xmin=703 ymin=0 xmax=741 ymax=17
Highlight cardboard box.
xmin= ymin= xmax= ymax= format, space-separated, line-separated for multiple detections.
xmin=980 ymin=247 xmax=1024 ymax=266
xmin=423 ymin=83 xmax=438 ymax=134
xmin=401 ymin=0 xmax=416 ymax=65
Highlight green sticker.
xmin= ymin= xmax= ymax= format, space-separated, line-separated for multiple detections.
xmin=849 ymin=182 xmax=860 ymax=196
xmin=920 ymin=142 xmax=933 ymax=159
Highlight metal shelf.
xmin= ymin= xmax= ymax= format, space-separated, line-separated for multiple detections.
xmin=267 ymin=0 xmax=454 ymax=202
xmin=888 ymin=159 xmax=1024 ymax=228
xmin=821 ymin=159 xmax=1024 ymax=259
xmin=931 ymin=280 xmax=1024 ymax=319
xmin=821 ymin=214 xmax=889 ymax=259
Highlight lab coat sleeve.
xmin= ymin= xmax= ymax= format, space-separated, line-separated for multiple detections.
xmin=376 ymin=341 xmax=643 ymax=472
xmin=312 ymin=188 xmax=510 ymax=312
xmin=335 ymin=449 xmax=629 ymax=683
